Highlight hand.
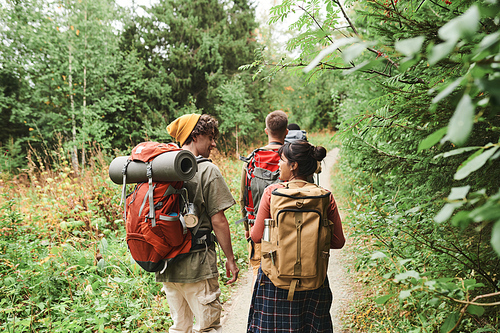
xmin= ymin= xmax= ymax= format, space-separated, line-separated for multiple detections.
xmin=245 ymin=230 xmax=250 ymax=240
xmin=225 ymin=257 xmax=239 ymax=284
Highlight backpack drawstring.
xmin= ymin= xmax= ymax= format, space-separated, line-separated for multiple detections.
xmin=159 ymin=260 xmax=168 ymax=274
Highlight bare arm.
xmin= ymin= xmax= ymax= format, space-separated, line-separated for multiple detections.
xmin=251 ymin=185 xmax=273 ymax=243
xmin=328 ymin=194 xmax=345 ymax=249
xmin=211 ymin=210 xmax=239 ymax=284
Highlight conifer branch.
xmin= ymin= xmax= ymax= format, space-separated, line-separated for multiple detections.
xmin=358 ymin=137 xmax=412 ymax=160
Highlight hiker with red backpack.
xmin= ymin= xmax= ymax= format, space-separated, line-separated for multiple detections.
xmin=247 ymin=140 xmax=345 ymax=333
xmin=157 ymin=113 xmax=239 ymax=332
xmin=239 ymin=110 xmax=288 ymax=283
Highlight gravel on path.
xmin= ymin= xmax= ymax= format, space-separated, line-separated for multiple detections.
xmin=221 ymin=148 xmax=354 ymax=332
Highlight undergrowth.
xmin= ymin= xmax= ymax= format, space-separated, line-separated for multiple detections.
xmin=0 ymin=145 xmax=247 ymax=332
xmin=331 ymin=151 xmax=500 ymax=333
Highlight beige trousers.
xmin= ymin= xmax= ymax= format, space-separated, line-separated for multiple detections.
xmin=162 ymin=277 xmax=222 ymax=333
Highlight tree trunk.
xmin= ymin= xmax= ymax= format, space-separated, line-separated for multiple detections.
xmin=67 ymin=0 xmax=78 ymax=172
xmin=235 ymin=124 xmax=239 ymax=158
xmin=81 ymin=4 xmax=87 ymax=170
xmin=69 ymin=39 xmax=79 ymax=172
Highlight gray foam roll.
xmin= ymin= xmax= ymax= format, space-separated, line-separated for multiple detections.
xmin=109 ymin=150 xmax=198 ymax=184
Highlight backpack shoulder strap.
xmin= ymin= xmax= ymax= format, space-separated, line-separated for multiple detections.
xmin=239 ymin=148 xmax=259 ymax=163
xmin=196 ymin=157 xmax=212 ymax=164
xmin=239 ymin=144 xmax=281 ymax=164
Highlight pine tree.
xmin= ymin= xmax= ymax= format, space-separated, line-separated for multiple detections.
xmin=122 ymin=0 xmax=259 ymax=120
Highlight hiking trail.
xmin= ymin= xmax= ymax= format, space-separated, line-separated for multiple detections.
xmin=221 ymin=148 xmax=355 ymax=332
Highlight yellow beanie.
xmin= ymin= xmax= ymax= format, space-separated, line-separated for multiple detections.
xmin=167 ymin=114 xmax=201 ymax=146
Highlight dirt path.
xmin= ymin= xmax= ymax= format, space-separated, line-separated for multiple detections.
xmin=221 ymin=148 xmax=354 ymax=332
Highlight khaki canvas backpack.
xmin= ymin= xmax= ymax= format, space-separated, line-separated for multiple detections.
xmin=261 ymin=181 xmax=333 ymax=301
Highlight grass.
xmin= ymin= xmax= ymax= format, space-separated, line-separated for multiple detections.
xmin=307 ymin=130 xmax=340 ymax=151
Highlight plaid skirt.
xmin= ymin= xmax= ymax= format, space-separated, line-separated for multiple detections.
xmin=247 ymin=268 xmax=333 ymax=333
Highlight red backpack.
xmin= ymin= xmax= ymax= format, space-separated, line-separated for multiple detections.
xmin=118 ymin=142 xmax=207 ymax=273
xmin=240 ymin=147 xmax=281 ymax=225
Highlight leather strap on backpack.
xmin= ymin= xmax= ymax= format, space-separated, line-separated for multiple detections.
xmin=288 ymin=279 xmax=299 ymax=301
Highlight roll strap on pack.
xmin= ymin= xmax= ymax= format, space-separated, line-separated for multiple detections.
xmin=146 ymin=162 xmax=156 ymax=227
xmin=120 ymin=159 xmax=132 ymax=220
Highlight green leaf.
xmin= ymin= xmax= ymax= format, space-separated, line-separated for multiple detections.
xmin=445 ymin=94 xmax=475 ymax=146
xmin=451 ymin=211 xmax=473 ymax=229
xmin=429 ymin=297 xmax=440 ymax=306
xmin=405 ymin=206 xmax=421 ymax=215
xmin=398 ymin=259 xmax=413 ymax=266
xmin=78 ymin=257 xmax=87 ymax=266
xmin=475 ymin=78 xmax=500 ymax=106
xmin=395 ymin=36 xmax=425 ymax=57
xmin=370 ymin=251 xmax=387 ymax=260
xmin=491 ymin=220 xmax=500 ymax=257
xmin=455 ymin=148 xmax=484 ymax=172
xmin=304 ymin=38 xmax=359 ymax=73
xmin=97 ymin=258 xmax=106 ymax=271
xmin=472 ymin=31 xmax=500 ymax=61
xmin=469 ymin=63 xmax=490 ymax=80
xmin=442 ymin=147 xmax=482 ymax=158
xmin=435 ymin=203 xmax=463 ymax=223
xmin=432 ymin=77 xmax=464 ymax=104
xmin=342 ymin=42 xmax=368 ymax=64
xmin=375 ymin=294 xmax=393 ymax=305
xmin=418 ymin=127 xmax=448 ymax=152
xmin=399 ymin=289 xmax=412 ymax=299
xmin=454 ymin=146 xmax=499 ymax=180
xmin=469 ymin=199 xmax=500 ymax=222
xmin=50 ymin=246 xmax=63 ymax=255
xmin=429 ymin=40 xmax=456 ymax=65
xmin=438 ymin=5 xmax=480 ymax=42
xmin=464 ymin=279 xmax=485 ymax=290
xmin=395 ymin=270 xmax=420 ymax=281
xmin=99 ymin=238 xmax=108 ymax=254
xmin=467 ymin=305 xmax=485 ymax=317
xmin=342 ymin=59 xmax=382 ymax=75
xmin=399 ymin=57 xmax=419 ymax=73
xmin=448 ymin=186 xmax=471 ymax=200
xmin=440 ymin=312 xmax=460 ymax=333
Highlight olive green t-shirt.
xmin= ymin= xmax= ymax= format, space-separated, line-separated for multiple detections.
xmin=155 ymin=160 xmax=236 ymax=283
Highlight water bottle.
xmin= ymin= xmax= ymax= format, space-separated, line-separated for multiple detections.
xmin=263 ymin=219 xmax=271 ymax=242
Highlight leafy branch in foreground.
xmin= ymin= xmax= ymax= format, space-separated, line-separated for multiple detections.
xmin=243 ymin=0 xmax=500 ymax=332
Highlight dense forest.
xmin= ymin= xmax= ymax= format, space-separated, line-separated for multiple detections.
xmin=1 ymin=0 xmax=499 ymax=332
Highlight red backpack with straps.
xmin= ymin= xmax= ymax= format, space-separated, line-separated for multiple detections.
xmin=120 ymin=142 xmax=194 ymax=273
xmin=240 ymin=147 xmax=281 ymax=225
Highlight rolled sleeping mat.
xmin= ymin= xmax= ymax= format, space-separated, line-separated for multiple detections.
xmin=109 ymin=150 xmax=198 ymax=184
